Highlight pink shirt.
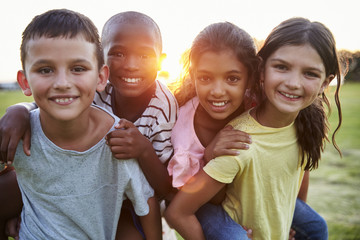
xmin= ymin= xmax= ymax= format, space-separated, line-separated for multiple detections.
xmin=167 ymin=97 xmax=205 ymax=188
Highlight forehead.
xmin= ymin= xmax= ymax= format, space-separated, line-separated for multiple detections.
xmin=105 ymin=22 xmax=161 ymax=53
xmin=269 ymin=44 xmax=324 ymax=68
xmin=195 ymin=50 xmax=246 ymax=73
xmin=24 ymin=36 xmax=97 ymax=65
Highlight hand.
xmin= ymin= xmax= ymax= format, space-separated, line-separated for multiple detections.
xmin=0 ymin=105 xmax=31 ymax=165
xmin=5 ymin=215 xmax=21 ymax=240
xmin=289 ymin=228 xmax=296 ymax=240
xmin=243 ymin=226 xmax=253 ymax=239
xmin=105 ymin=119 xmax=151 ymax=160
xmin=204 ymin=125 xmax=251 ymax=163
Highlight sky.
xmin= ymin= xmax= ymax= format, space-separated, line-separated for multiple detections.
xmin=0 ymin=0 xmax=359 ymax=83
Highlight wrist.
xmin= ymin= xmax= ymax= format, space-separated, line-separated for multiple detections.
xmin=138 ymin=138 xmax=154 ymax=161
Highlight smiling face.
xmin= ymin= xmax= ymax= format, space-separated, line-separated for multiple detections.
xmin=18 ymin=35 xmax=107 ymax=123
xmin=193 ymin=49 xmax=249 ymax=121
xmin=262 ymin=44 xmax=331 ymax=122
xmin=103 ymin=22 xmax=163 ymax=98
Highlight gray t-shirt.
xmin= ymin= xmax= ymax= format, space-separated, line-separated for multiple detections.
xmin=13 ymin=107 xmax=154 ymax=240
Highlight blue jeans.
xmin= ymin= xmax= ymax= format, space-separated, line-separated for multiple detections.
xmin=195 ymin=199 xmax=327 ymax=240
xmin=292 ymin=198 xmax=328 ymax=240
xmin=195 ymin=203 xmax=250 ymax=240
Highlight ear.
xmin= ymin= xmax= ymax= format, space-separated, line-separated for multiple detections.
xmin=320 ymin=74 xmax=333 ymax=94
xmin=17 ymin=70 xmax=32 ymax=96
xmin=96 ymin=65 xmax=109 ymax=92
xmin=157 ymin=53 xmax=167 ymax=71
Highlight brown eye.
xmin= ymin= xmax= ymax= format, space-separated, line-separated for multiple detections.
xmin=39 ymin=67 xmax=53 ymax=74
xmin=227 ymin=76 xmax=240 ymax=83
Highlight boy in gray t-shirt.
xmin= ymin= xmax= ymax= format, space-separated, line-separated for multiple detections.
xmin=8 ymin=9 xmax=153 ymax=239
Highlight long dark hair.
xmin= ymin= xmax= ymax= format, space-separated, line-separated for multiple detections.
xmin=257 ymin=17 xmax=343 ymax=170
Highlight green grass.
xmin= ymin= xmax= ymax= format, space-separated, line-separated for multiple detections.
xmin=1 ymin=83 xmax=360 ymax=239
xmin=307 ymin=82 xmax=360 ymax=239
xmin=0 ymin=90 xmax=33 ymax=116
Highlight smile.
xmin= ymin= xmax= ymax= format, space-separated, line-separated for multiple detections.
xmin=280 ymin=92 xmax=300 ymax=99
xmin=54 ymin=97 xmax=74 ymax=103
xmin=122 ymin=77 xmax=142 ymax=83
xmin=211 ymin=101 xmax=228 ymax=107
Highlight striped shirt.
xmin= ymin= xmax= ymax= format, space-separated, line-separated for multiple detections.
xmin=93 ymin=80 xmax=178 ymax=163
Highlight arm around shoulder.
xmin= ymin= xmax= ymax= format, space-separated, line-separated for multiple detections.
xmin=0 ymin=102 xmax=35 ymax=164
xmin=165 ymin=170 xmax=225 ymax=240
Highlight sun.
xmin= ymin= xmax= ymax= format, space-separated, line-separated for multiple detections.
xmin=158 ymin=53 xmax=184 ymax=86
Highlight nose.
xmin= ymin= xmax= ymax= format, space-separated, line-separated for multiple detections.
xmin=123 ymin=55 xmax=140 ymax=72
xmin=285 ymin=72 xmax=302 ymax=90
xmin=53 ymin=71 xmax=71 ymax=90
xmin=210 ymin=79 xmax=226 ymax=98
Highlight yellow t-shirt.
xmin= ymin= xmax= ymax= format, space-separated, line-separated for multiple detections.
xmin=203 ymin=110 xmax=304 ymax=240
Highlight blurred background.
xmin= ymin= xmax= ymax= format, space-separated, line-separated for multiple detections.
xmin=0 ymin=0 xmax=359 ymax=239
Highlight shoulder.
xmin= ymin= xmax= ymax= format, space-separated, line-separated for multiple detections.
xmin=149 ymin=80 xmax=178 ymax=122
xmin=91 ymin=105 xmax=118 ymax=131
xmin=172 ymin=98 xmax=198 ymax=138
xmin=154 ymin=80 xmax=177 ymax=105
xmin=155 ymin=80 xmax=179 ymax=111
xmin=228 ymin=110 xmax=253 ymax=130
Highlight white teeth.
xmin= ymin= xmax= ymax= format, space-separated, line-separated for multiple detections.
xmin=55 ymin=98 xmax=73 ymax=103
xmin=123 ymin=78 xmax=141 ymax=83
xmin=282 ymin=92 xmax=299 ymax=99
xmin=212 ymin=101 xmax=226 ymax=107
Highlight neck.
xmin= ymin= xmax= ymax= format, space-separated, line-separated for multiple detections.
xmin=253 ymin=102 xmax=297 ymax=128
xmin=194 ymin=104 xmax=244 ymax=147
xmin=39 ymin=106 xmax=113 ymax=151
xmin=112 ymin=82 xmax=156 ymax=122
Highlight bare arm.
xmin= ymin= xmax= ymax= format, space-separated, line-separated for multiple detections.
xmin=0 ymin=103 xmax=36 ymax=164
xmin=106 ymin=119 xmax=174 ymax=200
xmin=164 ymin=169 xmax=225 ymax=240
xmin=139 ymin=197 xmax=162 ymax=240
xmin=0 ymin=167 xmax=22 ymax=239
xmin=297 ymin=170 xmax=309 ymax=202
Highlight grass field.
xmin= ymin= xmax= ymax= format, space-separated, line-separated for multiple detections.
xmin=1 ymin=83 xmax=359 ymax=239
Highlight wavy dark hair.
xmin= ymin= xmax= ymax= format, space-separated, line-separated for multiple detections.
xmin=172 ymin=22 xmax=260 ymax=107
xmin=257 ymin=17 xmax=343 ymax=170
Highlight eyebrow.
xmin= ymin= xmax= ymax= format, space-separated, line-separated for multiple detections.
xmin=196 ymin=69 xmax=244 ymax=74
xmin=269 ymin=58 xmax=324 ymax=73
xmin=32 ymin=58 xmax=92 ymax=66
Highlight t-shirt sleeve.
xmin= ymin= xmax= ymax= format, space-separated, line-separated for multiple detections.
xmin=203 ymin=155 xmax=240 ymax=184
xmin=124 ymin=159 xmax=154 ymax=216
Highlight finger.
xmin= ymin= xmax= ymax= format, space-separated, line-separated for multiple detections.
xmin=0 ymin=135 xmax=11 ymax=164
xmin=109 ymin=146 xmax=133 ymax=156
xmin=106 ymin=137 xmax=129 ymax=147
xmin=115 ymin=119 xmax=135 ymax=129
xmin=7 ymin=131 xmax=28 ymax=164
xmin=223 ymin=142 xmax=250 ymax=150
xmin=222 ymin=125 xmax=234 ymax=130
xmin=22 ymin=129 xmax=31 ymax=156
xmin=106 ymin=129 xmax=127 ymax=140
xmin=113 ymin=153 xmax=134 ymax=160
xmin=222 ymin=134 xmax=252 ymax=144
xmin=246 ymin=228 xmax=253 ymax=239
xmin=215 ymin=148 xmax=247 ymax=157
xmin=5 ymin=217 xmax=20 ymax=238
